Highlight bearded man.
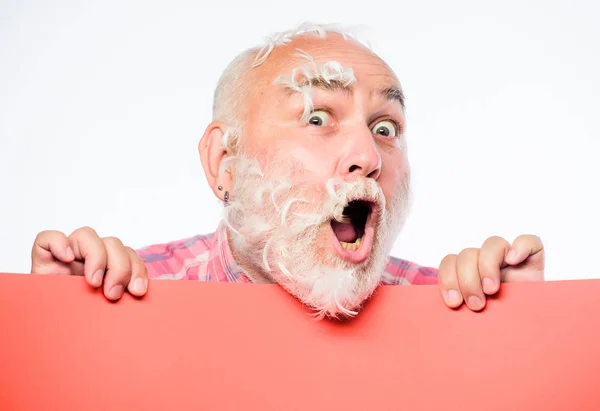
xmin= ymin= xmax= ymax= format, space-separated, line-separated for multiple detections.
xmin=29 ymin=23 xmax=545 ymax=319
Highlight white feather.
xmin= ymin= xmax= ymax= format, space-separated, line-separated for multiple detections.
xmin=280 ymin=197 xmax=310 ymax=226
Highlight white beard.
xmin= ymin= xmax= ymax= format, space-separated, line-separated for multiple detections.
xmin=222 ymin=152 xmax=411 ymax=319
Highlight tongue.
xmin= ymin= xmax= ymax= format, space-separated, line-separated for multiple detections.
xmin=331 ymin=221 xmax=357 ymax=243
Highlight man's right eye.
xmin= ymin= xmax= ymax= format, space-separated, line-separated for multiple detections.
xmin=307 ymin=111 xmax=331 ymax=126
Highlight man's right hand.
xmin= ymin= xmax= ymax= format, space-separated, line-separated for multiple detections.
xmin=30 ymin=227 xmax=148 ymax=300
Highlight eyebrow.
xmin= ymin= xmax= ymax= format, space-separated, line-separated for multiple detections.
xmin=283 ymin=77 xmax=354 ymax=96
xmin=379 ymin=86 xmax=405 ymax=108
xmin=279 ymin=75 xmax=405 ymax=108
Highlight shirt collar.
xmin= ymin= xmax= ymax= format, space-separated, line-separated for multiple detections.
xmin=215 ymin=221 xmax=252 ymax=283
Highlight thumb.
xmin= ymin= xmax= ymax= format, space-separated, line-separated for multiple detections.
xmin=504 ymin=234 xmax=544 ymax=268
xmin=32 ymin=230 xmax=75 ymax=264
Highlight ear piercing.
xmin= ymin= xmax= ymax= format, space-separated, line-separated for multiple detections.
xmin=217 ymin=185 xmax=229 ymax=202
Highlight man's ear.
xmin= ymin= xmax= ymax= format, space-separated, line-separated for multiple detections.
xmin=198 ymin=121 xmax=234 ymax=201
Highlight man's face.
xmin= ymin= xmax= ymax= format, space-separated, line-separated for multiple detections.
xmin=224 ymin=34 xmax=411 ymax=318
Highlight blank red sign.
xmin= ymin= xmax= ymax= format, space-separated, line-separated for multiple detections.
xmin=0 ymin=273 xmax=599 ymax=410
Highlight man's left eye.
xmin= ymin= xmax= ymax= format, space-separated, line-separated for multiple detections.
xmin=307 ymin=111 xmax=331 ymax=127
xmin=371 ymin=120 xmax=397 ymax=137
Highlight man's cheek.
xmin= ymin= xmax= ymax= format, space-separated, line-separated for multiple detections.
xmin=390 ymin=160 xmax=410 ymax=187
xmin=377 ymin=175 xmax=396 ymax=201
xmin=285 ymin=147 xmax=337 ymax=183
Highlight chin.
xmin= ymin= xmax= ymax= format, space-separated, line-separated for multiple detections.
xmin=272 ymin=225 xmax=389 ymax=320
xmin=279 ymin=262 xmax=385 ymax=321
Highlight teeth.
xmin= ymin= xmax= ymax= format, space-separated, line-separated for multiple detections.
xmin=340 ymin=237 xmax=361 ymax=251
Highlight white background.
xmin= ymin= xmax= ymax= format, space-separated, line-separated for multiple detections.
xmin=0 ymin=0 xmax=598 ymax=280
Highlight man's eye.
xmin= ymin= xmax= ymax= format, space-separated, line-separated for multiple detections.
xmin=307 ymin=111 xmax=331 ymax=126
xmin=371 ymin=120 xmax=398 ymax=137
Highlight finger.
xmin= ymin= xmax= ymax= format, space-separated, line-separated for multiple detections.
xmin=502 ymin=234 xmax=545 ymax=282
xmin=101 ymin=237 xmax=132 ymax=301
xmin=125 ymin=247 xmax=148 ymax=297
xmin=505 ymin=234 xmax=544 ymax=266
xmin=438 ymin=254 xmax=463 ymax=308
xmin=68 ymin=227 xmax=107 ymax=287
xmin=32 ymin=230 xmax=75 ymax=265
xmin=456 ymin=248 xmax=486 ymax=311
xmin=478 ymin=236 xmax=510 ymax=295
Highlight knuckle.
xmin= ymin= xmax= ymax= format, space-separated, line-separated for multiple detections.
xmin=457 ymin=247 xmax=479 ymax=260
xmin=440 ymin=254 xmax=457 ymax=266
xmin=124 ymin=246 xmax=137 ymax=256
xmin=519 ymin=234 xmax=541 ymax=244
xmin=75 ymin=226 xmax=98 ymax=237
xmin=35 ymin=230 xmax=59 ymax=242
xmin=125 ymin=247 xmax=145 ymax=264
xmin=102 ymin=236 xmax=124 ymax=248
xmin=483 ymin=235 xmax=505 ymax=246
xmin=34 ymin=230 xmax=48 ymax=241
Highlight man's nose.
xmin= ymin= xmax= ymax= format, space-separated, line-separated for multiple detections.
xmin=337 ymin=128 xmax=382 ymax=181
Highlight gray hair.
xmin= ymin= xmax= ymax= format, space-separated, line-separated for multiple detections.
xmin=211 ymin=47 xmax=259 ymax=150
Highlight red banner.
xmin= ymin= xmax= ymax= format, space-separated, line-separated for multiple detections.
xmin=0 ymin=273 xmax=599 ymax=410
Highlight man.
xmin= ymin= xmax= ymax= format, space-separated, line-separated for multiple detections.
xmin=30 ymin=23 xmax=544 ymax=319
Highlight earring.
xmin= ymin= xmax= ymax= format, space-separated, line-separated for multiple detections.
xmin=224 ymin=191 xmax=229 ymax=202
xmin=218 ymin=186 xmax=223 ymax=191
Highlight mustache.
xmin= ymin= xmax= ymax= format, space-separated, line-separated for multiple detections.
xmin=325 ymin=178 xmax=384 ymax=222
xmin=280 ymin=177 xmax=385 ymax=233
xmin=239 ymin=175 xmax=385 ymax=231
xmin=228 ymin=154 xmax=386 ymax=227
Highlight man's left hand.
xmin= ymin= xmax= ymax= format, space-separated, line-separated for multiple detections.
xmin=438 ymin=235 xmax=544 ymax=311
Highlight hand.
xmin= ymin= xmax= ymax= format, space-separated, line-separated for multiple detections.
xmin=31 ymin=226 xmax=148 ymax=300
xmin=438 ymin=234 xmax=544 ymax=311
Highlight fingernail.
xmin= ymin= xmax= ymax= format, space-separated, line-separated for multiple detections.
xmin=108 ymin=285 xmax=124 ymax=300
xmin=482 ymin=277 xmax=496 ymax=293
xmin=65 ymin=247 xmax=74 ymax=260
xmin=467 ymin=295 xmax=484 ymax=310
xmin=131 ymin=277 xmax=147 ymax=294
xmin=446 ymin=289 xmax=462 ymax=306
xmin=91 ymin=270 xmax=104 ymax=287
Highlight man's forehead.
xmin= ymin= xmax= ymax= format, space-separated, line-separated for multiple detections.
xmin=254 ymin=33 xmax=396 ymax=80
xmin=282 ymin=49 xmax=397 ymax=80
xmin=243 ymin=32 xmax=405 ymax=113
xmin=269 ymin=52 xmax=404 ymax=107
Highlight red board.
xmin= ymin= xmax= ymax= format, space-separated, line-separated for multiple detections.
xmin=0 ymin=273 xmax=599 ymax=410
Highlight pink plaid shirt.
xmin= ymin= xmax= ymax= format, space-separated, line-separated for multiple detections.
xmin=136 ymin=222 xmax=439 ymax=286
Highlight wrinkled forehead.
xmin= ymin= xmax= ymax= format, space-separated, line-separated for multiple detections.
xmin=254 ymin=35 xmax=403 ymax=104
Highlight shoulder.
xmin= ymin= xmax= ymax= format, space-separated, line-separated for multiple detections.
xmin=135 ymin=232 xmax=217 ymax=280
xmin=380 ymin=255 xmax=439 ymax=286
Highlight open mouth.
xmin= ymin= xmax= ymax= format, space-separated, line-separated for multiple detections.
xmin=329 ymin=199 xmax=376 ymax=263
xmin=330 ymin=200 xmax=372 ymax=250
